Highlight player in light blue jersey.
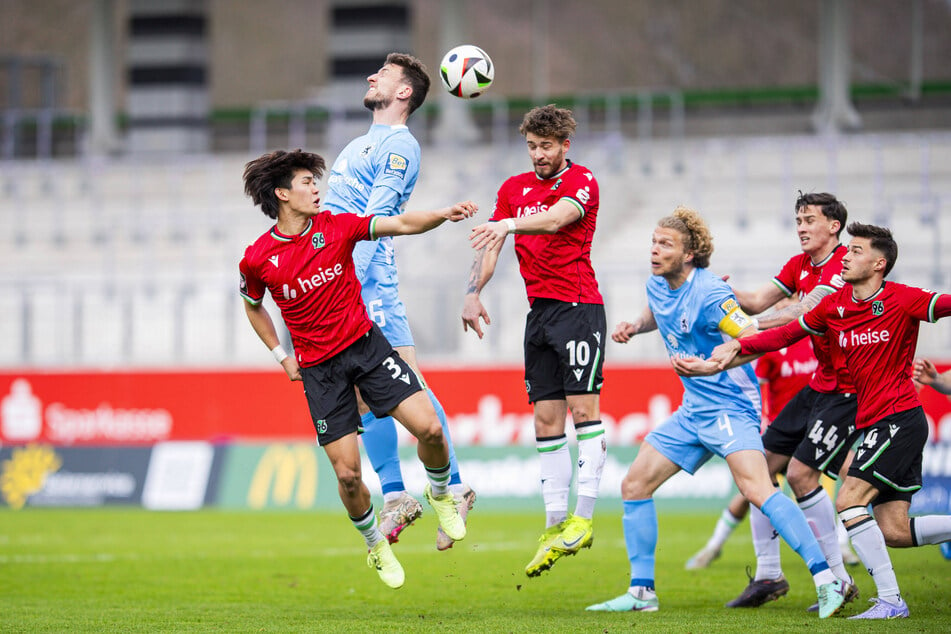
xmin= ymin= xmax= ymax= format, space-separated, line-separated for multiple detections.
xmin=585 ymin=207 xmax=848 ymax=617
xmin=322 ymin=53 xmax=474 ymax=551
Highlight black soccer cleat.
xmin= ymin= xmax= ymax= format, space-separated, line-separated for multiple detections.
xmin=725 ymin=568 xmax=790 ymax=608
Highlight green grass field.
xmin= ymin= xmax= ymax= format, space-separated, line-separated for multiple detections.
xmin=1 ymin=508 xmax=949 ymax=632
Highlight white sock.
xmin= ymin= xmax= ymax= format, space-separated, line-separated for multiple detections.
xmin=750 ymin=498 xmax=783 ymax=580
xmin=351 ymin=505 xmax=383 ymax=548
xmin=798 ymin=487 xmax=849 ymax=581
xmin=706 ymin=508 xmax=742 ymax=551
xmin=836 ymin=514 xmax=850 ymax=548
xmin=911 ymin=515 xmax=951 ymax=546
xmin=574 ymin=421 xmax=606 ymax=520
xmin=537 ymin=435 xmax=570 ymax=527
xmin=848 ymin=517 xmax=901 ymax=604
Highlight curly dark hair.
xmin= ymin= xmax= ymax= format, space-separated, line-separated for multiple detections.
xmin=243 ymin=149 xmax=326 ymax=219
xmin=518 ymin=104 xmax=576 ymax=140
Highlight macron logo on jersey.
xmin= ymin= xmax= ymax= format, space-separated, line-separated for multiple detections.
xmin=522 ymin=187 xmax=533 ymax=195
xmin=838 ymin=327 xmax=891 ymax=349
xmin=800 ymin=270 xmax=809 ymax=280
xmin=269 ymin=255 xmax=280 ymax=268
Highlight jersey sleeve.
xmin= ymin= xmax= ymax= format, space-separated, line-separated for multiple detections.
xmin=771 ymin=256 xmax=799 ymax=297
xmin=706 ymin=283 xmax=756 ymax=338
xmin=559 ymin=168 xmax=599 ymax=218
xmin=896 ymin=285 xmax=948 ymax=322
xmin=490 ymin=179 xmax=516 ymax=222
xmin=239 ymin=251 xmax=265 ymax=305
xmin=799 ymin=293 xmax=833 ymax=335
xmin=372 ymin=134 xmax=419 ymax=198
xmin=739 ymin=319 xmax=810 ymax=355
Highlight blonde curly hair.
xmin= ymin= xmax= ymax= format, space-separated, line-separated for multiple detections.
xmin=657 ymin=206 xmax=714 ymax=268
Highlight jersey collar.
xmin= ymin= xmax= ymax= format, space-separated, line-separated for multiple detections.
xmin=852 ymin=281 xmax=886 ymax=303
xmin=811 ymin=243 xmax=844 ymax=267
xmin=270 ymin=218 xmax=314 ymax=243
xmin=535 ymin=159 xmax=573 ymax=181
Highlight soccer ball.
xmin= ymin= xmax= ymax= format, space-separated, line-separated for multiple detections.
xmin=439 ymin=45 xmax=494 ymax=99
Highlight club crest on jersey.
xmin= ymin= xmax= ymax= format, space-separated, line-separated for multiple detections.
xmin=312 ymin=233 xmax=325 ymax=249
xmin=872 ymin=300 xmax=884 ymax=316
xmin=551 ymin=178 xmax=562 ymax=191
xmin=384 ymin=153 xmax=408 ymax=178
xmin=360 ymin=144 xmax=374 ymax=157
xmin=679 ymin=313 xmax=689 ymax=333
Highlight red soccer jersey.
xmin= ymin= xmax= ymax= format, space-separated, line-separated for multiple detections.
xmin=771 ymin=245 xmax=853 ymax=393
xmin=800 ymin=282 xmax=944 ymax=428
xmin=755 ymin=336 xmax=817 ymax=423
xmin=491 ymin=161 xmax=603 ymax=304
xmin=239 ymin=212 xmax=375 ymax=366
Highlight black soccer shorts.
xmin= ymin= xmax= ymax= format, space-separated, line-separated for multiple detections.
xmin=523 ymin=299 xmax=606 ymax=403
xmin=849 ymin=406 xmax=929 ymax=505
xmin=301 ymin=324 xmax=422 ymax=446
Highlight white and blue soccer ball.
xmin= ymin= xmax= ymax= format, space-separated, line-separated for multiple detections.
xmin=439 ymin=44 xmax=494 ymax=99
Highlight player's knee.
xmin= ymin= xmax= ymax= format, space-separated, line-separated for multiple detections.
xmin=413 ymin=416 xmax=444 ymax=447
xmin=335 ymin=468 xmax=363 ymax=494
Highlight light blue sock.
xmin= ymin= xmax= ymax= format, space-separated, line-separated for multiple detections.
xmin=761 ymin=491 xmax=830 ymax=576
xmin=360 ymin=412 xmax=405 ymax=495
xmin=427 ymin=390 xmax=462 ymax=486
xmin=623 ymin=499 xmax=657 ymax=589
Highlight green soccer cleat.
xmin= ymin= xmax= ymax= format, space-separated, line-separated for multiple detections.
xmin=367 ymin=540 xmax=404 ymax=589
xmin=550 ymin=514 xmax=593 ymax=555
xmin=525 ymin=523 xmax=566 ymax=577
xmin=586 ymin=587 xmax=659 ymax=612
xmin=424 ymin=483 xmax=466 ymax=542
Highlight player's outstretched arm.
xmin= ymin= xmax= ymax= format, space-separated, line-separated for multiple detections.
xmin=462 ymin=241 xmax=502 ymax=338
xmin=374 ymin=201 xmax=477 ymax=237
xmin=469 ymin=199 xmax=581 ymax=251
xmin=733 ymin=281 xmax=787 ymax=316
xmin=612 ymin=306 xmax=657 ymax=343
xmin=755 ymin=285 xmax=834 ymax=330
xmin=244 ymin=301 xmax=301 ymax=381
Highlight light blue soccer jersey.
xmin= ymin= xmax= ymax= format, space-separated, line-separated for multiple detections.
xmin=647 ymin=268 xmax=761 ymax=419
xmin=323 ymin=124 xmax=421 ymax=346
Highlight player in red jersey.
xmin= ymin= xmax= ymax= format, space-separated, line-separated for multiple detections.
xmin=239 ymin=149 xmax=477 ymax=589
xmin=700 ymin=222 xmax=951 ymax=619
xmin=462 ymin=105 xmax=607 ymax=578
xmin=706 ymin=193 xmax=859 ymax=610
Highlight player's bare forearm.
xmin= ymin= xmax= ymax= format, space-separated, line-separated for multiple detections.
xmin=734 ymin=282 xmax=785 ymax=316
xmin=244 ymin=301 xmax=282 ymax=350
xmin=462 ymin=246 xmax=497 ymax=338
xmin=612 ymin=307 xmax=656 ymax=343
xmin=755 ymin=285 xmax=831 ymax=329
xmin=377 ymin=201 xmax=477 ymax=237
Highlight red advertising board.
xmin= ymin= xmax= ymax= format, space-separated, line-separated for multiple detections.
xmin=2 ymin=364 xmax=950 ymax=446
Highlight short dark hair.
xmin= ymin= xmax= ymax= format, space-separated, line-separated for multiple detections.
xmin=519 ymin=104 xmax=577 ymax=140
xmin=243 ymin=149 xmax=326 ymax=219
xmin=386 ymin=52 xmax=430 ymax=114
xmin=795 ymin=191 xmax=848 ymax=238
xmin=847 ymin=222 xmax=898 ymax=277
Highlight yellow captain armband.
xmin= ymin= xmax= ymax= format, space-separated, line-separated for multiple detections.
xmin=717 ymin=297 xmax=756 ymax=338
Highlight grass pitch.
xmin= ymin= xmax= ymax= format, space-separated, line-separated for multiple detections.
xmin=1 ymin=507 xmax=949 ymax=632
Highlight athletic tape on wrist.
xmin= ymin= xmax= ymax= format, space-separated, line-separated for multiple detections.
xmin=503 ymin=218 xmax=516 ymax=234
xmin=271 ymin=344 xmax=288 ymax=363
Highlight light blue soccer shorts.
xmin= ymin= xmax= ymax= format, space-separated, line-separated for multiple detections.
xmin=361 ymin=261 xmax=414 ymax=348
xmin=645 ymin=407 xmax=764 ymax=475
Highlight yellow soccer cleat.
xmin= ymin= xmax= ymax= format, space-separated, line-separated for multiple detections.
xmin=367 ymin=540 xmax=405 ymax=589
xmin=525 ymin=522 xmax=566 ymax=577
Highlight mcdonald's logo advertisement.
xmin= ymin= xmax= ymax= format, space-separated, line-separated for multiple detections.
xmin=216 ymin=443 xmax=335 ymax=510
